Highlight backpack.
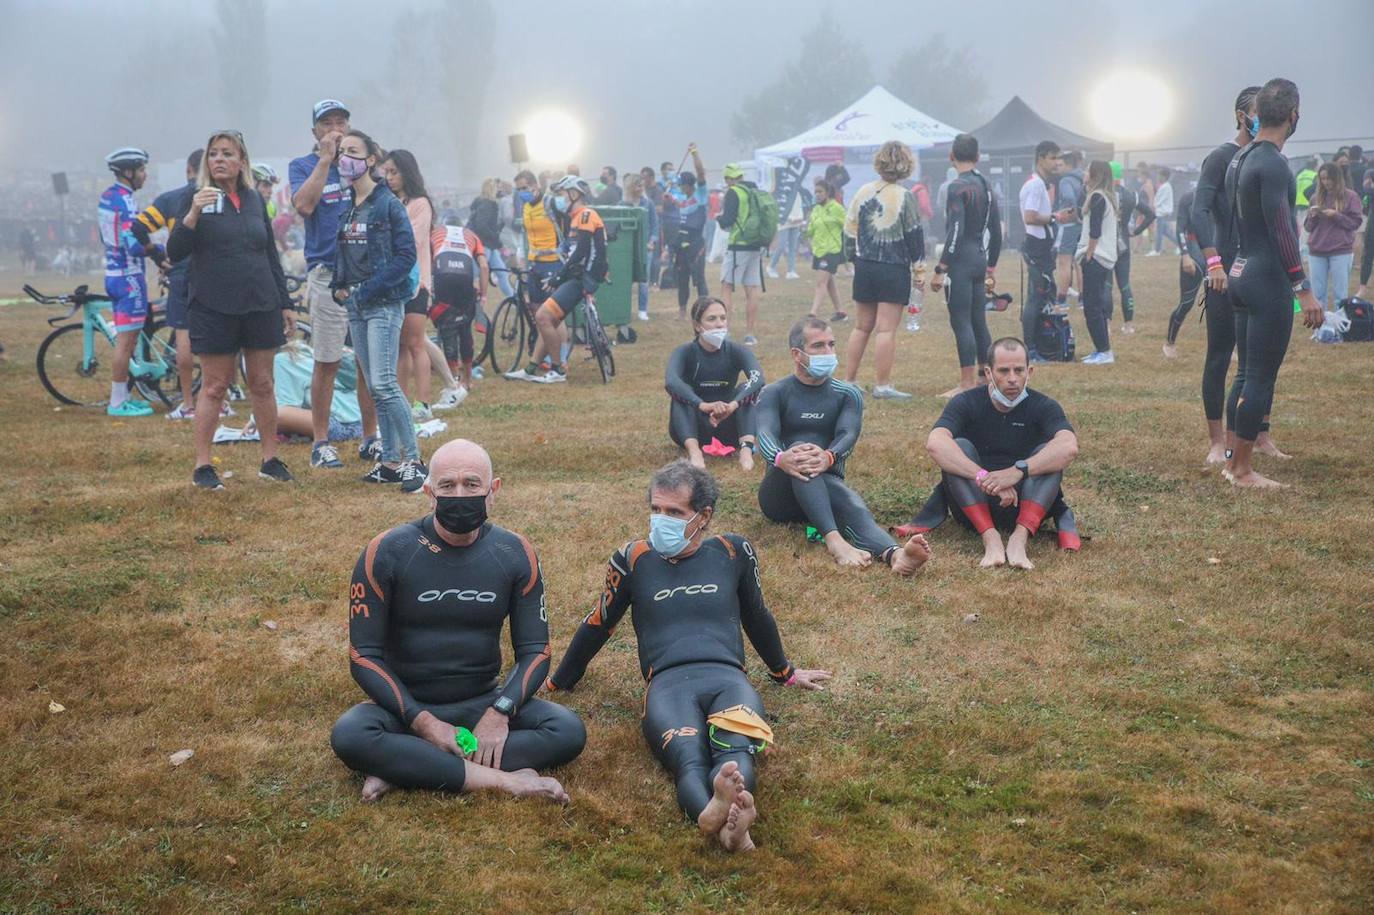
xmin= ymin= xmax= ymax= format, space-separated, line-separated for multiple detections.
xmin=732 ymin=184 xmax=778 ymax=248
xmin=433 ymin=227 xmax=477 ymax=283
xmin=1342 ymin=296 xmax=1374 ymax=341
xmin=1036 ymin=311 xmax=1076 ymax=362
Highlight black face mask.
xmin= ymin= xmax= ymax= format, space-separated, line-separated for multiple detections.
xmin=434 ymin=492 xmax=489 ymax=534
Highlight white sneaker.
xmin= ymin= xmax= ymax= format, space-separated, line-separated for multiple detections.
xmin=1144 ymin=250 xmax=1160 ymax=257
xmin=785 ymin=271 xmax=800 ymax=280
xmin=535 ymin=369 xmax=567 ymax=384
xmin=411 ymin=402 xmax=433 ymax=421
xmin=433 ymin=386 xmax=468 ymax=410
xmin=766 ymin=267 xmax=780 ymax=279
xmin=166 ymin=404 xmax=194 ymax=421
xmin=503 ymin=368 xmax=535 ymax=382
xmin=1083 ymin=351 xmax=1115 ymax=365
xmin=872 ymin=385 xmax=913 ymax=400
xmin=637 ymin=310 xmax=649 ymax=321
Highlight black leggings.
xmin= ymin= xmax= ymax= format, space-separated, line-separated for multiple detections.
xmin=1113 ymin=247 xmax=1135 ymax=321
xmin=1167 ymin=258 xmax=1205 ymax=345
xmin=1362 ymin=216 xmax=1374 ymax=286
xmin=675 ymin=233 xmax=708 ymax=311
xmin=643 ymin=662 xmax=765 ymax=821
xmin=432 ymin=302 xmax=475 ymax=364
xmin=1081 ymin=258 xmax=1113 ymax=353
xmin=669 ymin=399 xmax=754 ymax=449
xmin=939 ymin=439 xmax=1062 ymax=534
xmin=1201 ymin=284 xmax=1239 ymax=422
xmin=330 ymin=693 xmax=586 ymax=792
xmin=946 ymin=253 xmax=991 ymax=369
xmin=758 ymin=467 xmax=897 ymax=560
xmin=1228 ymin=264 xmax=1293 ymax=442
xmin=1021 ymin=239 xmax=1056 ymax=353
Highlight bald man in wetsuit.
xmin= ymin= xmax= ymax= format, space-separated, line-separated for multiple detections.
xmin=330 ymin=438 xmax=586 ymax=802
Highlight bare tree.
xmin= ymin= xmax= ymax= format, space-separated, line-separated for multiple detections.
xmin=215 ymin=0 xmax=270 ymax=144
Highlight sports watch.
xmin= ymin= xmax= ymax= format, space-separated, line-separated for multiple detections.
xmin=492 ymin=696 xmax=516 ymax=717
xmin=1014 ymin=460 xmax=1030 ymax=478
xmin=1292 ymin=278 xmax=1311 ymax=294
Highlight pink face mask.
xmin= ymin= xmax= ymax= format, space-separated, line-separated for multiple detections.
xmin=338 ymin=154 xmax=369 ymax=181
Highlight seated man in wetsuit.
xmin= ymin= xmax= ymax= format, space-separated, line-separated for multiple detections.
xmin=897 ymin=337 xmax=1080 ymax=570
xmin=547 ymin=461 xmax=832 ymax=853
xmin=330 ymin=438 xmax=586 ymax=803
xmin=755 ymin=316 xmax=931 ymax=575
xmin=665 ymin=296 xmax=764 ymax=471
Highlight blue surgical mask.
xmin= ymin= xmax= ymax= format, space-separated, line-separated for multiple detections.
xmin=552 ymin=195 xmax=570 ymax=213
xmin=805 ymin=353 xmax=837 ymax=378
xmin=649 ymin=512 xmax=699 ymax=557
xmin=517 ymin=189 xmax=534 ymax=204
xmin=1248 ymin=115 xmax=1260 ymax=139
xmin=989 ymin=382 xmax=1028 ymax=409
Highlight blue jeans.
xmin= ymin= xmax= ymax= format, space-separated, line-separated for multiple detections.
xmin=346 ymin=297 xmax=418 ymax=463
xmin=1153 ymin=217 xmax=1174 ymax=253
xmin=770 ymin=226 xmax=800 ymax=272
xmin=487 ymin=247 xmax=514 ymax=299
xmin=1309 ymin=252 xmax=1353 ymax=309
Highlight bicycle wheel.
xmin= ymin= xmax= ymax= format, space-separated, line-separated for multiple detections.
xmin=583 ymin=302 xmax=615 ymax=384
xmin=488 ymin=297 xmax=527 ymax=374
xmin=138 ymin=319 xmax=197 ymax=408
xmin=36 ymin=323 xmax=109 ymax=406
xmin=472 ymin=305 xmax=494 ymax=368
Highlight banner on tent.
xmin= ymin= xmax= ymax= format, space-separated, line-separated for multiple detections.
xmin=772 ymin=157 xmax=811 ymax=223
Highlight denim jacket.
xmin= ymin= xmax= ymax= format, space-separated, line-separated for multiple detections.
xmin=331 ymin=182 xmax=416 ymax=307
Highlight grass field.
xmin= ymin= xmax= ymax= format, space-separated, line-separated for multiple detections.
xmin=1 ymin=256 xmax=1372 ymax=914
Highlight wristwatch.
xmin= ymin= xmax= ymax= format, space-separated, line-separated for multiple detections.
xmin=1014 ymin=460 xmax=1030 ymax=479
xmin=1292 ymin=278 xmax=1311 ymax=294
xmin=491 ymin=696 xmax=516 ymax=717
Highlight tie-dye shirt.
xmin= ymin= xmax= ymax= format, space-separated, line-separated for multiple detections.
xmin=843 ymin=180 xmax=925 ymax=265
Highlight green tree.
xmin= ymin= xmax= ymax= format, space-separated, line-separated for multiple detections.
xmin=730 ymin=11 xmax=873 ymax=150
xmin=215 ymin=0 xmax=269 ymax=143
xmin=886 ymin=35 xmax=989 ymax=131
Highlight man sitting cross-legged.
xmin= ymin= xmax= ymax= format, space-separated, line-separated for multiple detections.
xmin=330 ymin=438 xmax=586 ymax=802
xmin=896 ymin=337 xmax=1081 ymax=570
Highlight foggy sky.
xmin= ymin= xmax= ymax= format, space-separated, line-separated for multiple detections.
xmin=3 ymin=0 xmax=1372 ymax=189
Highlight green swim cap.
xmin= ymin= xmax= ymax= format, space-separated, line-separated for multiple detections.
xmin=1110 ymin=161 xmax=1123 ymax=181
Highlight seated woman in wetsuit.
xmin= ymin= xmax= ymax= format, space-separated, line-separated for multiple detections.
xmin=754 ymin=316 xmax=931 ymax=576
xmin=664 ymin=297 xmax=764 ymax=470
xmin=547 ymin=461 xmax=832 ymax=853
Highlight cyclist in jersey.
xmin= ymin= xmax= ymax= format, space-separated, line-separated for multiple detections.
xmin=503 ymin=176 xmax=606 ymax=384
xmin=428 ymin=224 xmax=489 ymax=401
xmin=1224 ymin=78 xmax=1323 ymax=490
xmin=930 ymin=133 xmax=1002 ymax=397
xmin=330 ymin=439 xmax=585 ymax=803
xmin=755 ymin=317 xmax=932 ymax=575
xmin=898 ymin=337 xmax=1080 ymax=570
xmin=668 ymin=145 xmax=710 ymax=318
xmin=665 ymin=297 xmax=764 ymax=471
xmin=99 ymin=147 xmax=159 ymax=417
xmin=1163 ymin=187 xmax=1205 ymax=358
xmin=1109 ymin=161 xmax=1155 ymax=336
xmin=548 ymin=461 xmax=832 ymax=852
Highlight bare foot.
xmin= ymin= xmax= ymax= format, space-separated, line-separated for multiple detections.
xmin=1121 ymin=322 xmax=1136 ymax=335
xmin=1255 ymin=438 xmax=1291 ymax=460
xmin=1204 ymin=445 xmax=1228 ymax=466
xmin=361 ymin=775 xmax=393 ymax=803
xmin=889 ymin=534 xmax=931 ymax=576
xmin=979 ymin=533 xmax=1006 ymax=569
xmin=1162 ymin=342 xmax=1178 ymax=359
xmin=938 ymin=386 xmax=963 ymax=399
xmin=718 ymin=790 xmax=757 ymax=853
xmin=505 ymin=768 xmax=571 ymax=804
xmin=826 ymin=537 xmax=872 ymax=569
xmin=698 ymin=761 xmax=745 ymax=834
xmin=1230 ymin=470 xmax=1288 ymax=490
xmin=738 ymin=448 xmax=755 ymax=472
xmin=1005 ymin=535 xmax=1034 ymax=570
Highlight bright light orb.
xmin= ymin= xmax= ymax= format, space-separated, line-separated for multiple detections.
xmin=524 ymin=110 xmax=583 ymax=164
xmin=1089 ymin=70 xmax=1174 ymax=142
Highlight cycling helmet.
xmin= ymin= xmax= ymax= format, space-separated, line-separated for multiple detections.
xmin=252 ymin=163 xmax=279 ymax=184
xmin=551 ymin=175 xmax=593 ymax=200
xmin=106 ymin=147 xmax=150 ymax=173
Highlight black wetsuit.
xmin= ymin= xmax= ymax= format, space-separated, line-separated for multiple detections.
xmin=908 ymin=387 xmax=1080 ymax=549
xmin=665 ymin=338 xmax=765 ymax=449
xmin=1225 ymin=139 xmax=1306 ymax=442
xmin=1192 ymin=140 xmax=1245 ymax=423
xmin=1112 ymin=186 xmax=1155 ymax=322
xmin=1166 ymin=189 xmax=1206 ymax=345
xmin=549 ymin=534 xmax=793 ymax=820
xmin=330 ymin=519 xmax=586 ymax=791
xmin=939 ymin=169 xmax=1003 ymax=368
xmin=754 ymin=375 xmax=898 ymax=560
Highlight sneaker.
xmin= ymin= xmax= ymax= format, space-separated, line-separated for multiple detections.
xmin=766 ymin=267 xmax=780 ymax=279
xmin=1144 ymin=250 xmax=1160 ymax=257
xmin=166 ymin=404 xmax=194 ymax=421
xmin=412 ymin=402 xmax=433 ymax=422
xmin=637 ymin=310 xmax=650 ymax=321
xmin=258 ymin=457 xmax=294 ymax=482
xmin=1083 ymin=351 xmax=1115 ymax=365
xmin=192 ymin=464 xmax=225 ymax=490
xmin=535 ymin=368 xmax=567 ymax=384
xmin=433 ymin=386 xmax=468 ymax=410
xmin=743 ymin=335 xmax=758 ymax=347
xmin=1029 ymin=354 xmax=1053 ymax=365
xmin=227 ymin=384 xmax=246 ymax=402
xmin=830 ymin=311 xmax=849 ymax=322
xmin=471 ymin=365 xmax=484 ymax=380
xmin=311 ymin=442 xmax=343 ymax=469
xmin=503 ymin=368 xmax=536 ymax=382
xmin=359 ymin=437 xmax=382 ymax=463
xmin=872 ymin=385 xmax=913 ymax=400
xmin=785 ymin=271 xmax=800 ymax=280
xmin=399 ymin=460 xmax=427 ymax=494
xmin=362 ymin=462 xmax=402 ymax=484
xmin=107 ymin=399 xmax=154 ymax=418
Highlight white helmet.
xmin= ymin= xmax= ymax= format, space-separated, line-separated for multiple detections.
xmin=551 ymin=174 xmax=592 ymax=200
xmin=252 ymin=163 xmax=279 ymax=184
xmin=105 ymin=147 xmax=150 ymax=173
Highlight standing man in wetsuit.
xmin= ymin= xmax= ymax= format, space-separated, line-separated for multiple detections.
xmin=1110 ymin=161 xmax=1155 ymax=336
xmin=931 ymin=132 xmax=1002 ymax=397
xmin=548 ymin=461 xmax=832 ymax=853
xmin=754 ymin=316 xmax=931 ymax=575
xmin=1163 ymin=186 xmax=1205 ymax=358
xmin=330 ymin=439 xmax=586 ymax=803
xmin=1224 ymin=78 xmax=1324 ymax=490
xmin=1019 ymin=142 xmax=1075 ymax=363
xmin=898 ymin=337 xmax=1080 ymax=571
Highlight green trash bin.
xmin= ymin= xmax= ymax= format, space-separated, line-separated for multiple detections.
xmin=579 ymin=205 xmax=646 ymax=328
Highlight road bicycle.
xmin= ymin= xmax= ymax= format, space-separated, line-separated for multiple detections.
xmin=488 ymin=267 xmax=614 ymax=383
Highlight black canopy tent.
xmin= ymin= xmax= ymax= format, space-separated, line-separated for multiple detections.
xmin=923 ymin=96 xmax=1114 ymax=249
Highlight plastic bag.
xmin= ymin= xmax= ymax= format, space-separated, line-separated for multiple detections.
xmin=1311 ymin=307 xmax=1350 ymax=344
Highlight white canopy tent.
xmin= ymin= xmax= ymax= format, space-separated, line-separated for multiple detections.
xmin=753 ymin=86 xmax=961 ymax=220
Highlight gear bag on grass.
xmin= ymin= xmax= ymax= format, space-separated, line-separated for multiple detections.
xmin=1340 ymin=297 xmax=1373 ymax=342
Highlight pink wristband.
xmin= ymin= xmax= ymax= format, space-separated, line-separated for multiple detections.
xmin=1206 ymin=256 xmax=1222 ymax=268
xmin=975 ymin=469 xmax=989 ymax=483
xmin=784 ymin=672 xmax=797 ymax=686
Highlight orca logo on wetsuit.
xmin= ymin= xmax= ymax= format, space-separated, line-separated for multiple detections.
xmin=418 ymin=588 xmax=499 ymax=603
xmin=653 ymin=584 xmax=720 ymax=601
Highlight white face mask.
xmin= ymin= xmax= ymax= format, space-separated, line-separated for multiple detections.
xmin=989 ymin=382 xmax=1028 ymax=409
xmin=700 ymin=327 xmax=729 ymax=348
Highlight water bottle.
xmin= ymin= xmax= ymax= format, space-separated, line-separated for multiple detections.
xmin=906 ymin=286 xmax=923 ymax=332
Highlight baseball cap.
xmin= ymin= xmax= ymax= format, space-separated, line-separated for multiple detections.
xmin=312 ymin=99 xmax=350 ymax=124
xmin=722 ymin=163 xmax=745 ymax=179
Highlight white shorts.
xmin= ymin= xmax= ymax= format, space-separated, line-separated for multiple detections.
xmin=307 ymin=264 xmax=350 ymax=363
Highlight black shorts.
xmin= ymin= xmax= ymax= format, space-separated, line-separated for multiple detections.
xmin=188 ymin=303 xmax=285 ymax=355
xmin=165 ymin=270 xmax=190 ymax=329
xmin=404 ymin=287 xmax=430 ymax=316
xmin=432 ymin=274 xmax=476 ymax=313
xmin=812 ymin=254 xmax=840 ymax=274
xmin=852 ymin=258 xmax=910 ymax=304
